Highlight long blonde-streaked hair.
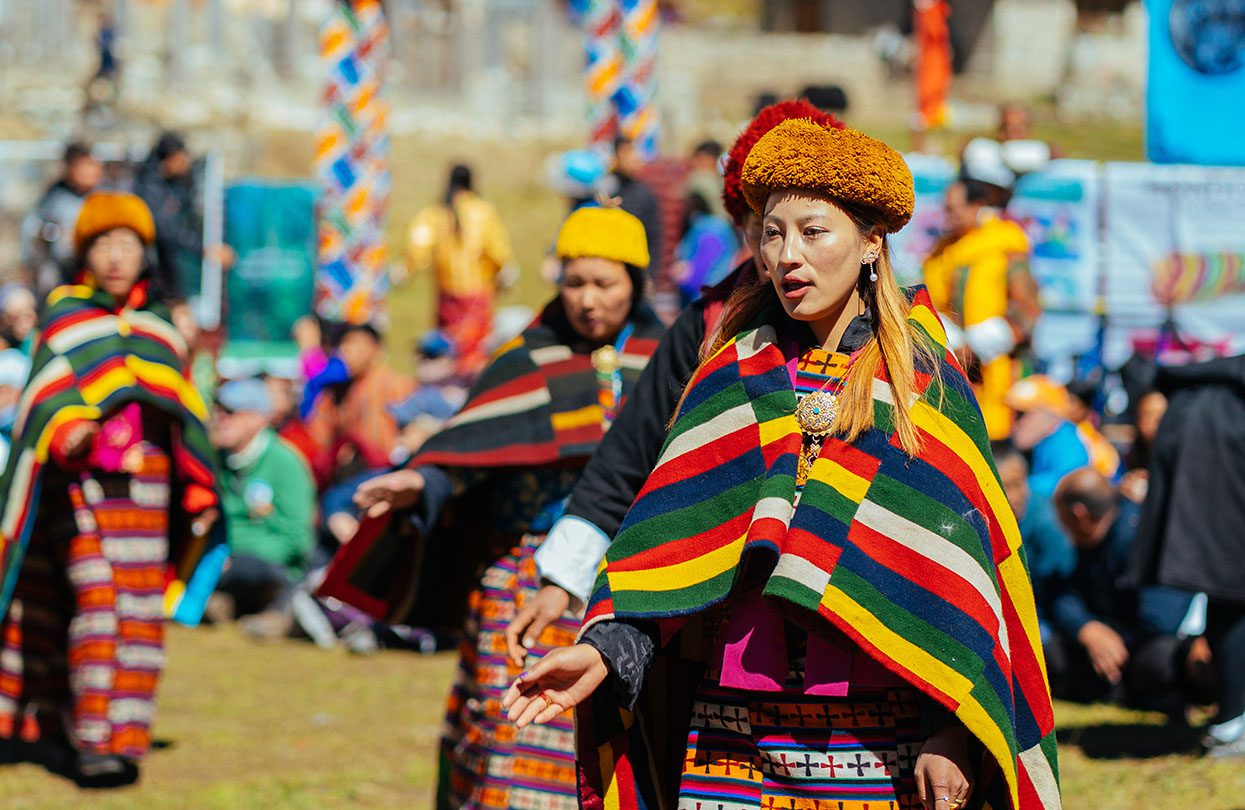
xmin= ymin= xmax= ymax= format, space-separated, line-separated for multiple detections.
xmin=698 ymin=197 xmax=939 ymax=456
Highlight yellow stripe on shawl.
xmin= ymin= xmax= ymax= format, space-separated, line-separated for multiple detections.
xmin=909 ymin=301 xmax=948 ymax=349
xmin=600 ymin=736 xmax=620 ymax=810
xmin=608 ymin=534 xmax=746 ymax=594
xmin=911 ymin=394 xmax=1047 ymax=681
xmin=999 ymin=550 xmax=1049 ymax=685
xmin=34 ymin=404 xmax=103 ymax=463
xmin=757 ymin=413 xmax=798 ymax=449
xmin=821 ymin=582 xmax=1020 ymax=809
xmin=910 ymin=399 xmax=1020 ymax=552
xmin=815 ymin=456 xmax=872 ymax=504
xmin=552 ymin=404 xmax=604 ymax=431
xmin=80 ymin=366 xmax=137 ymax=407
xmin=44 ymin=284 xmax=96 ymax=308
xmin=126 ymin=356 xmax=209 ymax=420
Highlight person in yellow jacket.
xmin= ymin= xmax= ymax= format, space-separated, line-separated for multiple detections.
xmin=407 ymin=163 xmax=517 ymax=378
xmin=924 ymin=174 xmax=1040 ymax=439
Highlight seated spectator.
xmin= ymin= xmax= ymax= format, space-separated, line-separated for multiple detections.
xmin=0 ymin=285 xmax=38 ymax=356
xmin=1066 ymin=377 xmax=1122 ymax=474
xmin=306 ymin=323 xmax=416 ymax=482
xmin=0 ymin=350 xmax=31 ymax=467
xmin=994 ymin=441 xmax=1073 ymax=634
xmin=1008 ymin=375 xmax=1119 ymax=498
xmin=207 ymin=379 xmax=316 ymax=638
xmin=670 ymin=191 xmax=739 ymax=307
xmin=1046 ymin=468 xmax=1195 ymax=711
xmin=685 ymin=138 xmax=726 ymax=220
xmin=1120 ymin=389 xmax=1166 ymax=504
xmin=263 ymin=373 xmax=325 ymax=487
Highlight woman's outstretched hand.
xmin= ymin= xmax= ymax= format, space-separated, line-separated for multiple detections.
xmin=502 ymin=644 xmax=609 ymax=728
xmin=352 ymin=469 xmax=426 ymax=518
xmin=505 ymin=584 xmax=573 ymax=667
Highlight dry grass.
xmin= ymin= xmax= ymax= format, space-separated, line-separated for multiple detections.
xmin=1 ymin=627 xmax=1242 ymax=808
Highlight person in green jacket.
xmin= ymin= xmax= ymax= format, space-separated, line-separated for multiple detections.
xmin=207 ymin=378 xmax=316 ymax=636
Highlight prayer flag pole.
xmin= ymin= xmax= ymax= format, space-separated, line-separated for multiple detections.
xmin=315 ymin=0 xmax=392 ymax=325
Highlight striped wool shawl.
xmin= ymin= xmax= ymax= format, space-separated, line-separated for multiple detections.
xmin=0 ymin=285 xmax=223 ymax=624
xmin=411 ymin=298 xmax=664 ymax=470
xmin=580 ymin=288 xmax=1060 ymax=810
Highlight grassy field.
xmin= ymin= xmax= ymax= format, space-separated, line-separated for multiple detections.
xmin=0 ymin=626 xmax=1241 ymax=808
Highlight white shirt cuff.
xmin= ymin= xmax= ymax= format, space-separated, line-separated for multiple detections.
xmin=965 ymin=316 xmax=1017 ymax=364
xmin=534 ymin=516 xmax=611 ymax=607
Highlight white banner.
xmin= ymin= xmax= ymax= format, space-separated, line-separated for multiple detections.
xmin=1009 ymin=160 xmax=1101 ymax=313
xmin=1104 ymin=162 xmax=1245 ymax=345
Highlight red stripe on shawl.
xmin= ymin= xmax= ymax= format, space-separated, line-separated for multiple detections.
xmin=455 ymin=370 xmax=547 ymax=411
xmin=29 ymin=369 xmax=77 ymax=403
xmin=637 ymin=422 xmax=760 ymax=494
xmin=172 ymin=442 xmax=215 ymax=490
xmin=998 ymin=573 xmax=1056 ymax=734
xmin=909 ymin=427 xmax=1008 ymax=563
xmin=624 ymin=337 xmax=660 ymax=356
xmin=39 ymin=307 xmax=101 ymax=341
xmin=414 ymin=441 xmax=564 ymax=467
xmin=1017 ymin=758 xmax=1043 ymax=809
xmin=554 ymin=423 xmax=606 ymax=449
xmin=76 ymin=355 xmax=127 ymax=389
xmin=5 ymin=461 xmax=43 ymax=551
xmin=849 ymin=520 xmax=1005 ymax=657
xmin=688 ymin=333 xmax=743 ymax=387
xmin=609 ymin=509 xmax=752 ymax=573
xmin=537 ymin=355 xmax=593 ymax=378
xmin=822 ymin=436 xmax=886 ymax=480
xmin=815 ymin=600 xmax=956 ymax=710
xmin=782 ymin=526 xmax=844 ymax=571
xmin=746 ymin=515 xmax=790 ymax=549
xmin=737 ymin=340 xmax=781 ymax=379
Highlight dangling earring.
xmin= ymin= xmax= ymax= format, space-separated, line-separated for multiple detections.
xmin=862 ymin=253 xmax=879 ymax=283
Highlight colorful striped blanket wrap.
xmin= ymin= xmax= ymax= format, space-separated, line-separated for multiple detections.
xmin=577 ymin=287 xmax=1060 ymax=810
xmin=319 ymin=297 xmax=664 ymax=626
xmin=411 ymin=297 xmax=664 ymax=469
xmin=0 ymin=285 xmax=225 ymax=626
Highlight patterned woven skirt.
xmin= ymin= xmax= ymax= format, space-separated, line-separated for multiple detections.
xmin=0 ymin=444 xmax=171 ymax=760
xmin=437 ymin=533 xmax=580 ymax=810
xmin=679 ymin=673 xmax=924 ymax=810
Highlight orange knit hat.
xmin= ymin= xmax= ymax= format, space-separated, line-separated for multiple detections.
xmin=741 ymin=119 xmax=915 ymax=233
xmin=73 ymin=191 xmax=157 ymax=254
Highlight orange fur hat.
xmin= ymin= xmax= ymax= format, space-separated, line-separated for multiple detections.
xmin=741 ymin=119 xmax=915 ymax=233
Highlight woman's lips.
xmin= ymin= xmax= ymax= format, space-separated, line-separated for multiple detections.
xmin=781 ymin=276 xmax=812 ymax=299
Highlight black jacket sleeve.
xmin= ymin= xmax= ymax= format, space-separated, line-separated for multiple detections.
xmin=581 ymin=619 xmax=660 ymax=710
xmin=562 ymin=300 xmax=707 ymax=538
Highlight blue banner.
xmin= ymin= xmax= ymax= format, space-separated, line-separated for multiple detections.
xmin=1146 ymin=0 xmax=1245 ymax=165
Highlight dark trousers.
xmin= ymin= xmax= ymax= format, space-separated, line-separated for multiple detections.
xmin=1207 ymin=600 xmax=1245 ymax=724
xmin=216 ymin=554 xmax=292 ymax=616
xmin=1044 ymin=629 xmax=1187 ymax=710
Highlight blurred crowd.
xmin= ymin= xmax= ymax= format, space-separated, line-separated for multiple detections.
xmin=1 ymin=102 xmax=1242 ymax=789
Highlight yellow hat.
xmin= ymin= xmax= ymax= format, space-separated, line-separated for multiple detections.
xmin=741 ymin=119 xmax=915 ymax=233
xmin=74 ymin=191 xmax=157 ymax=254
xmin=555 ymin=206 xmax=650 ymax=269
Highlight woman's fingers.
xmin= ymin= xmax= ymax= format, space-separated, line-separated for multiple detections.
xmin=505 ymin=604 xmax=538 ymax=667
